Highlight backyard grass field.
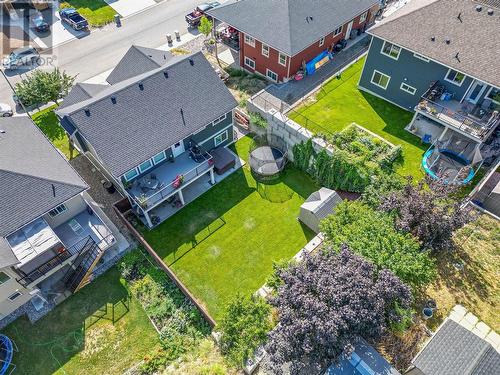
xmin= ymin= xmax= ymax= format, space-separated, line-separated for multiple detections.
xmin=288 ymin=58 xmax=425 ymax=178
xmin=1 ymin=268 xmax=160 ymax=375
xmin=142 ymin=136 xmax=318 ymax=320
xmin=61 ymin=0 xmax=116 ymax=27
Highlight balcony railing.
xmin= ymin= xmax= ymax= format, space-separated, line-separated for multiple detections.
xmin=16 ymin=236 xmax=95 ymax=287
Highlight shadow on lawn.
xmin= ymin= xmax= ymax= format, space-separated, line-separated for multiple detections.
xmin=32 ymin=109 xmax=66 ymax=144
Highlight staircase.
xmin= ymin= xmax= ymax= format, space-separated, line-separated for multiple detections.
xmin=62 ymin=239 xmax=105 ymax=293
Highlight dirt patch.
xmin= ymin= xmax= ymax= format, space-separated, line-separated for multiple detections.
xmin=1 ymin=26 xmax=31 ymax=56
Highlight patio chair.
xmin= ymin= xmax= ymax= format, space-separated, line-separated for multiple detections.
xmin=150 ymin=173 xmax=157 ymax=180
xmin=422 ymin=134 xmax=432 ymax=144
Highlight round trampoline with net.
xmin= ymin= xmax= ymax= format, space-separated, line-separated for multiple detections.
xmin=0 ymin=334 xmax=16 ymax=375
xmin=249 ymin=134 xmax=288 ymax=179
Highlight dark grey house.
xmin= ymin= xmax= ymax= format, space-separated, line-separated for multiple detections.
xmin=358 ymin=0 xmax=500 ymax=184
xmin=56 ymin=47 xmax=238 ymax=228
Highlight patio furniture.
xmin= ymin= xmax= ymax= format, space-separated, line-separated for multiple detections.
xmin=142 ymin=176 xmax=159 ymax=190
xmin=422 ymin=133 xmax=432 ymax=144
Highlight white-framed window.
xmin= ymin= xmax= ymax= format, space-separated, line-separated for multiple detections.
xmin=266 ymin=69 xmax=278 ymax=82
xmin=244 ymin=34 xmax=255 ymax=47
xmin=0 ymin=272 xmax=10 ymax=285
xmin=359 ymin=11 xmax=367 ymax=23
xmin=138 ymin=159 xmax=153 ymax=173
xmin=244 ymin=56 xmax=255 ymax=69
xmin=262 ymin=44 xmax=269 ymax=57
xmin=381 ymin=41 xmax=401 ymax=60
xmin=48 ymin=203 xmax=67 ymax=217
xmin=278 ymin=53 xmax=287 ymax=66
xmin=124 ymin=168 xmax=139 ymax=182
xmin=333 ymin=26 xmax=342 ymax=36
xmin=400 ymin=82 xmax=417 ymax=95
xmin=8 ymin=291 xmax=21 ymax=301
xmin=413 ymin=53 xmax=430 ymax=62
xmin=319 ymin=37 xmax=325 ymax=47
xmin=214 ymin=130 xmax=228 ymax=146
xmin=213 ymin=113 xmax=227 ymax=125
xmin=445 ymin=69 xmax=466 ymax=86
xmin=485 ymin=87 xmax=500 ymax=104
xmin=371 ymin=70 xmax=391 ymax=90
xmin=152 ymin=151 xmax=166 ymax=165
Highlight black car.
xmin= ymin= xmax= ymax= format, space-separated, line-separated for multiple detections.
xmin=30 ymin=11 xmax=50 ymax=33
xmin=59 ymin=8 xmax=89 ymax=31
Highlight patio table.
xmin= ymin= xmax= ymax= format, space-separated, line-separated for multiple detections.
xmin=142 ymin=177 xmax=159 ymax=190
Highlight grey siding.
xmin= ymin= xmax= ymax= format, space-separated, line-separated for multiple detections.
xmin=358 ymin=37 xmax=474 ymax=111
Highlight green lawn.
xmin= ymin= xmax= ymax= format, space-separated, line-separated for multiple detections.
xmin=32 ymin=106 xmax=77 ymax=160
xmin=61 ymin=0 xmax=116 ymax=27
xmin=142 ymin=136 xmax=318 ymax=320
xmin=288 ymin=58 xmax=425 ymax=178
xmin=1 ymin=268 xmax=160 ymax=375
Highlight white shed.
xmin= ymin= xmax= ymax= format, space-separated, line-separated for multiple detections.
xmin=299 ymin=188 xmax=342 ymax=233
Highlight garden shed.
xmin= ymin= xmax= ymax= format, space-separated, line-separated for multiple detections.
xmin=299 ymin=188 xmax=342 ymax=233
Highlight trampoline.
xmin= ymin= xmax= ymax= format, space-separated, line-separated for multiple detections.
xmin=249 ymin=135 xmax=287 ymax=179
xmin=0 ymin=335 xmax=16 ymax=375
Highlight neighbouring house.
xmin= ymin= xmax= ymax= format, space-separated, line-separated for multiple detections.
xmin=358 ymin=0 xmax=500 ymax=184
xmin=207 ymin=0 xmax=380 ymax=83
xmin=469 ymin=160 xmax=500 ymax=219
xmin=56 ymin=47 xmax=238 ymax=228
xmin=299 ymin=188 xmax=342 ymax=233
xmin=0 ymin=117 xmax=118 ymax=321
xmin=405 ymin=306 xmax=500 ymax=375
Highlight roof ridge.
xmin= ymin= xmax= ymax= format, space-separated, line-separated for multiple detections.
xmin=132 ymin=45 xmax=163 ymax=67
xmin=0 ymin=168 xmax=87 ymax=191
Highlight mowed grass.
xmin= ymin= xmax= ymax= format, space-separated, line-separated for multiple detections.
xmin=288 ymin=58 xmax=425 ymax=178
xmin=61 ymin=0 xmax=116 ymax=27
xmin=32 ymin=105 xmax=77 ymax=160
xmin=1 ymin=268 xmax=160 ymax=375
xmin=422 ymin=214 xmax=500 ymax=331
xmin=142 ymin=136 xmax=317 ymax=320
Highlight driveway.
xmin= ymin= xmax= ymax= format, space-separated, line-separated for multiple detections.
xmin=104 ymin=0 xmax=157 ymax=18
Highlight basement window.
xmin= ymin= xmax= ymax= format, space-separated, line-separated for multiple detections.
xmin=8 ymin=291 xmax=22 ymax=301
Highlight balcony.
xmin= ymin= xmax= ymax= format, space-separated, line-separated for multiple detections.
xmin=126 ymin=151 xmax=214 ymax=211
xmin=416 ymin=81 xmax=500 ymax=142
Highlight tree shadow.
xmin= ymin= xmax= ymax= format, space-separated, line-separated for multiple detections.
xmin=32 ymin=108 xmax=66 ymax=143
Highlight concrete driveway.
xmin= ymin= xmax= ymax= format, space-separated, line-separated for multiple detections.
xmin=104 ymin=0 xmax=157 ymax=18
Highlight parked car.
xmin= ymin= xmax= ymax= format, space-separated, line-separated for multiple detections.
xmin=2 ymin=46 xmax=39 ymax=70
xmin=30 ymin=11 xmax=50 ymax=33
xmin=59 ymin=8 xmax=88 ymax=31
xmin=185 ymin=2 xmax=220 ymax=27
xmin=0 ymin=103 xmax=13 ymax=117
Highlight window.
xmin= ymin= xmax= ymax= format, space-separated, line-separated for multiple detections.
xmin=371 ymin=70 xmax=391 ymax=90
xmin=413 ymin=53 xmax=430 ymax=62
xmin=8 ymin=291 xmax=21 ymax=301
xmin=381 ymin=41 xmax=401 ymax=60
xmin=152 ymin=151 xmax=166 ymax=165
xmin=244 ymin=34 xmax=255 ymax=47
xmin=359 ymin=11 xmax=367 ymax=23
xmin=48 ymin=204 xmax=67 ymax=217
xmin=262 ymin=44 xmax=269 ymax=57
xmin=333 ymin=26 xmax=343 ymax=36
xmin=138 ymin=159 xmax=153 ymax=173
xmin=400 ymin=82 xmax=417 ymax=95
xmin=445 ymin=69 xmax=465 ymax=86
xmin=0 ymin=272 xmax=10 ymax=285
xmin=319 ymin=37 xmax=325 ymax=47
xmin=124 ymin=168 xmax=139 ymax=182
xmin=244 ymin=56 xmax=255 ymax=69
xmin=486 ymin=87 xmax=500 ymax=104
xmin=278 ymin=53 xmax=287 ymax=66
xmin=266 ymin=69 xmax=278 ymax=82
xmin=213 ymin=113 xmax=227 ymax=125
xmin=214 ymin=130 xmax=228 ymax=146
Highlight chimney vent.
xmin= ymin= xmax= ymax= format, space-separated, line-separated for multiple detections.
xmin=138 ymin=82 xmax=144 ymax=90
xmin=189 ymin=58 xmax=194 ymax=66
xmin=111 ymin=96 xmax=117 ymax=104
xmin=476 ymin=5 xmax=482 ymax=11
xmin=487 ymin=8 xmax=494 ymax=15
xmin=84 ymin=108 xmax=90 ymax=116
xmin=180 ymin=108 xmax=186 ymax=126
xmin=430 ymin=36 xmax=435 ymax=42
xmin=163 ymin=70 xmax=169 ymax=78
xmin=445 ymin=38 xmax=450 ymax=45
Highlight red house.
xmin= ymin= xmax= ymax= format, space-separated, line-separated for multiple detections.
xmin=208 ymin=0 xmax=380 ymax=83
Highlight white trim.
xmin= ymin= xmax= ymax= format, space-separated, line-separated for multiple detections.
xmin=212 ymin=113 xmax=227 ymax=125
xmin=152 ymin=150 xmax=166 ymax=165
xmin=485 ymin=86 xmax=500 ymax=105
xmin=199 ymin=124 xmax=234 ymax=146
xmin=0 ymin=271 xmax=10 ymax=285
xmin=357 ymin=85 xmax=413 ymax=112
xmin=8 ymin=291 xmax=22 ymax=301
xmin=370 ymin=69 xmax=391 ymax=90
xmin=466 ymin=81 xmax=487 ymax=105
xmin=359 ymin=11 xmax=367 ymax=23
xmin=138 ymin=159 xmax=153 ymax=173
xmin=214 ymin=130 xmax=229 ymax=146
xmin=261 ymin=43 xmax=269 ymax=57
xmin=266 ymin=68 xmax=278 ymax=82
xmin=413 ymin=53 xmax=430 ymax=62
xmin=319 ymin=37 xmax=325 ymax=47
xmin=380 ymin=40 xmax=401 ymax=60
xmin=244 ymin=56 xmax=255 ymax=69
xmin=124 ymin=167 xmax=139 ymax=182
xmin=400 ymin=82 xmax=417 ymax=95
xmin=278 ymin=53 xmax=287 ymax=67
xmin=444 ymin=68 xmax=466 ymax=87
xmin=244 ymin=34 xmax=255 ymax=47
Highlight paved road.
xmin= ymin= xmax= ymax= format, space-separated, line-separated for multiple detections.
xmin=1 ymin=0 xmax=205 ymax=110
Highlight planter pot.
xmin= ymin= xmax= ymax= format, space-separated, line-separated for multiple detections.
xmin=426 ymin=299 xmax=437 ymax=310
xmin=422 ymin=307 xmax=433 ymax=320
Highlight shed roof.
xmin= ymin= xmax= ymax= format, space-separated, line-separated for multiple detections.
xmin=302 ymin=188 xmax=342 ymax=218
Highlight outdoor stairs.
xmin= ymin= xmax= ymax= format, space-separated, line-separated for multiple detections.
xmin=62 ymin=239 xmax=105 ymax=293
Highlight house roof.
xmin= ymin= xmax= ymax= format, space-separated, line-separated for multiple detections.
xmin=0 ymin=117 xmax=87 ymax=266
xmin=56 ymin=51 xmax=237 ymax=178
xmin=59 ymin=82 xmax=109 ymax=110
xmin=106 ymin=45 xmax=175 ymax=85
xmin=368 ymin=0 xmax=500 ymax=88
xmin=412 ymin=319 xmax=500 ymax=375
xmin=207 ymin=0 xmax=378 ymax=56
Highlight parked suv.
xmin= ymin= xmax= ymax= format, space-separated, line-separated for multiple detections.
xmin=3 ymin=46 xmax=40 ymax=70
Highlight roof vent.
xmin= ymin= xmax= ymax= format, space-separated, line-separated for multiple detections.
xmin=0 ymin=129 xmax=5 ymax=134
xmin=138 ymin=82 xmax=144 ymax=90
xmin=180 ymin=108 xmax=186 ymax=126
xmin=111 ymin=96 xmax=117 ymax=104
xmin=430 ymin=36 xmax=435 ymax=42
xmin=51 ymin=184 xmax=56 ymax=197
xmin=84 ymin=108 xmax=90 ymax=116
xmin=445 ymin=38 xmax=451 ymax=45
xmin=457 ymin=12 xmax=462 ymax=22
xmin=189 ymin=58 xmax=194 ymax=66
xmin=475 ymin=5 xmax=482 ymax=11
xmin=455 ymin=52 xmax=460 ymax=62
xmin=163 ymin=70 xmax=169 ymax=78
xmin=487 ymin=8 xmax=494 ymax=15
xmin=163 ymin=54 xmax=167 ymax=60
xmin=305 ymin=16 xmax=314 ymax=23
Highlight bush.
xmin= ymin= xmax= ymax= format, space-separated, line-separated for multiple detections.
xmin=266 ymin=258 xmax=296 ymax=292
xmin=249 ymin=112 xmax=267 ymax=128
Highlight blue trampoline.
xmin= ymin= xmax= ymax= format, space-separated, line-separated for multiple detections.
xmin=0 ymin=335 xmax=15 ymax=375
xmin=422 ymin=148 xmax=477 ymax=185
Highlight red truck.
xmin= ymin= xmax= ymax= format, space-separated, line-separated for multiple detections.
xmin=185 ymin=2 xmax=220 ymax=28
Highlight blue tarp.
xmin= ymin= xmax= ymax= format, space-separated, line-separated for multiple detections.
xmin=305 ymin=50 xmax=333 ymax=75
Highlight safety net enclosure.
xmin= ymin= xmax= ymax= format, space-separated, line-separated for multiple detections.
xmin=0 ymin=335 xmax=15 ymax=375
xmin=249 ymin=134 xmax=288 ymax=178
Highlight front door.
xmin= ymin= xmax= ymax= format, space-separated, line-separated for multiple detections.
xmin=345 ymin=21 xmax=354 ymax=41
xmin=171 ymin=141 xmax=185 ymax=158
xmin=466 ymin=81 xmax=487 ymax=104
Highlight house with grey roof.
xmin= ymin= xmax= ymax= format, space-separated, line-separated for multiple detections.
xmin=358 ymin=0 xmax=500 ymax=184
xmin=56 ymin=46 xmax=238 ymax=228
xmin=207 ymin=0 xmax=380 ymax=83
xmin=0 ymin=117 xmax=118 ymax=321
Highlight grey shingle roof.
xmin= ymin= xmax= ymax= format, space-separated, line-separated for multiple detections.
xmin=368 ymin=0 xmax=500 ymax=88
xmin=207 ymin=0 xmax=378 ymax=56
xmin=59 ymin=82 xmax=109 ymax=110
xmin=106 ymin=45 xmax=175 ymax=85
xmin=412 ymin=320 xmax=500 ymax=375
xmin=56 ymin=51 xmax=237 ymax=178
xmin=0 ymin=117 xmax=87 ymax=239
